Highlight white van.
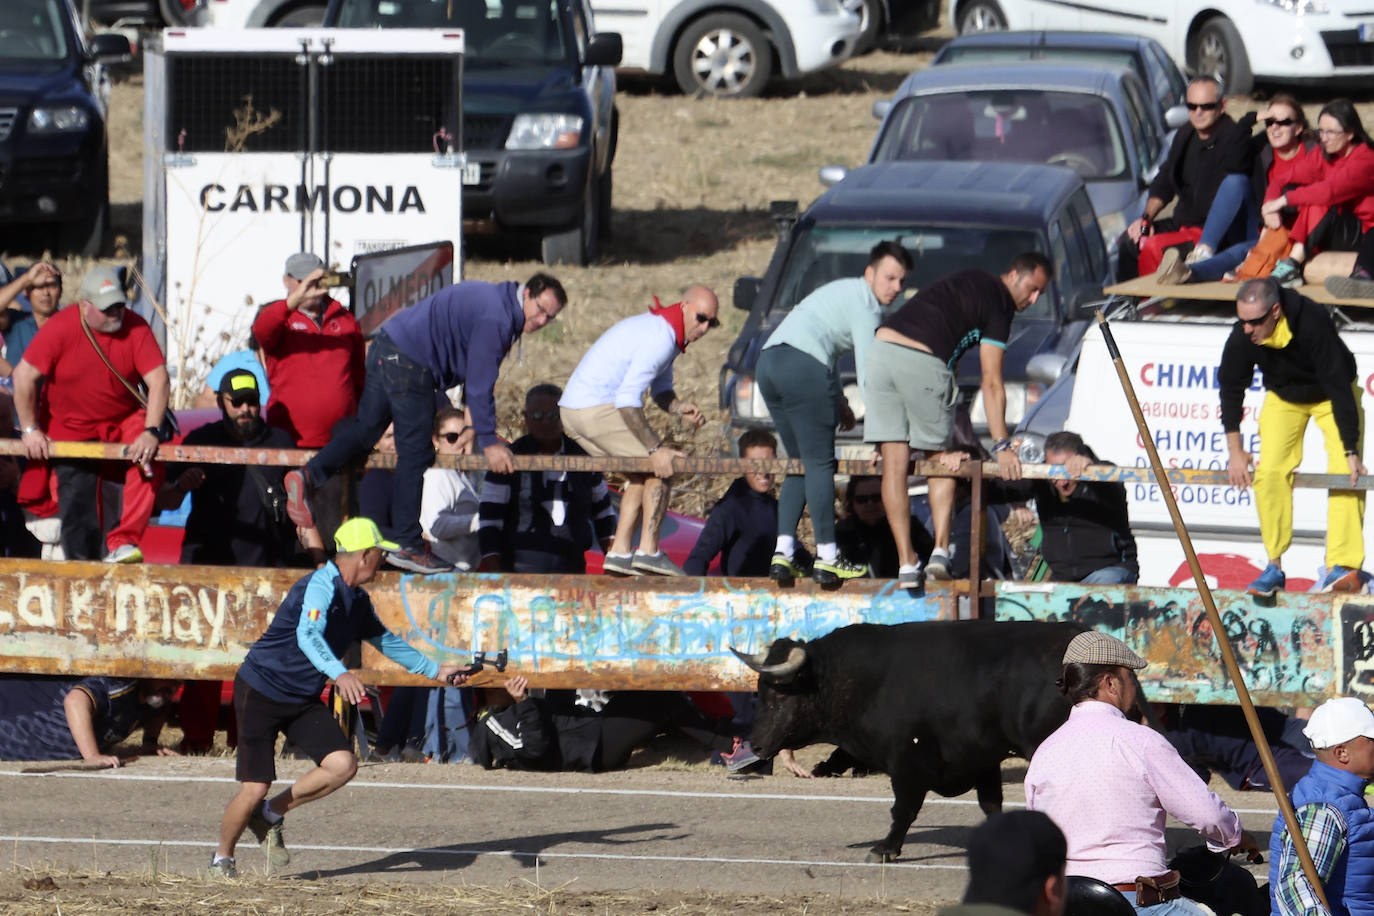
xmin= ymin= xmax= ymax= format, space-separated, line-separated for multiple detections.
xmin=592 ymin=0 xmax=861 ymax=97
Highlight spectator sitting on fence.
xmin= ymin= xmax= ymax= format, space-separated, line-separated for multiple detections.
xmin=468 ymin=676 xmax=762 ymax=774
xmin=421 ymin=405 xmax=482 ymax=570
xmin=0 ymin=261 xmax=62 ymax=367
xmin=558 ymin=285 xmax=719 ymax=577
xmin=476 ymin=383 xmax=617 ymax=574
xmin=0 ymin=675 xmax=180 ymax=766
xmin=251 ymin=252 xmax=364 ymax=449
xmin=194 ymin=334 xmax=270 ymax=409
xmin=13 ymin=266 xmax=170 ymax=564
xmin=684 ymin=428 xmax=781 ymax=577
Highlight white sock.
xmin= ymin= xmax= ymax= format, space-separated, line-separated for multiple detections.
xmin=930 ymin=547 xmax=950 ymax=560
xmin=899 ymin=563 xmax=921 ymax=576
xmin=774 ymin=536 xmax=795 ymax=558
xmin=212 ymin=854 xmax=234 ymax=864
xmin=260 ymin=800 xmax=283 ymax=824
xmin=607 ymin=551 xmax=634 ymax=559
xmin=817 ymin=542 xmax=838 ymax=563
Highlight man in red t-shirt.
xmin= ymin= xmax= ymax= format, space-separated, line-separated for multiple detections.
xmin=252 ymin=253 xmax=365 ymax=448
xmin=12 ymin=267 xmax=170 ymax=563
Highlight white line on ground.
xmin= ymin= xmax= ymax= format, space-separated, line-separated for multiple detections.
xmin=0 ymin=834 xmax=964 ymax=872
xmin=0 ymin=769 xmax=1282 ymax=816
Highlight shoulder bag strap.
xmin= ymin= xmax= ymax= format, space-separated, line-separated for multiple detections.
xmin=78 ymin=305 xmax=148 ymax=408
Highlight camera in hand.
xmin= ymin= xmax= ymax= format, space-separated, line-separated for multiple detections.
xmin=319 ymin=270 xmax=351 ymax=289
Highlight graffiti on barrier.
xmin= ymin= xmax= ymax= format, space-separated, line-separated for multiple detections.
xmin=1336 ymin=601 xmax=1374 ymax=698
xmin=996 ymin=584 xmax=1334 ymax=704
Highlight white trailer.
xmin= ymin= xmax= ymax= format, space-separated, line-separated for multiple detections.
xmin=140 ymin=27 xmax=466 ymax=403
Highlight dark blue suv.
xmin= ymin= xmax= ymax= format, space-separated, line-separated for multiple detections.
xmin=0 ymin=0 xmax=128 ymax=255
xmin=721 ymin=160 xmax=1111 ymax=454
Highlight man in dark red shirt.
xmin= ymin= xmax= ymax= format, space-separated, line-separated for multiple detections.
xmin=13 ymin=266 xmax=170 ymax=563
xmin=252 ymin=253 xmax=365 ymax=448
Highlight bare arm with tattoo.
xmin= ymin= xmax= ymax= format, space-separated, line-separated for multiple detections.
xmin=651 ymin=390 xmax=705 ymax=426
xmin=618 ymin=405 xmax=681 ymax=478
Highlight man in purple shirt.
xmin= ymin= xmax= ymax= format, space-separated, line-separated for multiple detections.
xmin=284 ymin=274 xmax=566 ymax=574
xmin=1025 ymin=631 xmax=1259 ymax=916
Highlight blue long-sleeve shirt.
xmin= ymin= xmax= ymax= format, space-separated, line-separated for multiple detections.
xmin=238 ymin=562 xmax=438 ymax=703
xmin=380 ymin=280 xmax=525 ymax=448
xmin=683 ymin=478 xmax=777 ymax=577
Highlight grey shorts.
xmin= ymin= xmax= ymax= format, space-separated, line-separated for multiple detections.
xmin=862 ymin=339 xmax=955 ymax=450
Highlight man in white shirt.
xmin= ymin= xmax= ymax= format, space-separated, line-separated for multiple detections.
xmin=559 ymin=286 xmax=719 ymax=576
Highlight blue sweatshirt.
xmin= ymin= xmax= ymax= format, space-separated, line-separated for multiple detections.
xmin=238 ymin=562 xmax=438 ymax=703
xmin=381 ymin=280 xmax=525 ymax=448
xmin=683 ymin=478 xmax=777 ymax=577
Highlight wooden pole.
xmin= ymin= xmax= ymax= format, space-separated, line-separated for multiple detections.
xmin=1096 ymin=311 xmax=1328 ymax=908
xmin=969 ymin=459 xmax=983 ymax=619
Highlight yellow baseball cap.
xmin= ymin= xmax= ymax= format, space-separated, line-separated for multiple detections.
xmin=334 ymin=517 xmax=400 ymax=554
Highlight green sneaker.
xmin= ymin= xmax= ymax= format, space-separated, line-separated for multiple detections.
xmin=248 ymin=810 xmax=290 ymax=867
xmin=812 ymin=557 xmax=869 ymax=587
xmin=208 ymin=856 xmax=237 ymax=878
xmin=769 ymin=553 xmax=804 ymax=585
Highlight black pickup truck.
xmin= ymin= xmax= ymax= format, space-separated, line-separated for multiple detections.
xmin=324 ymin=0 xmax=621 ymax=266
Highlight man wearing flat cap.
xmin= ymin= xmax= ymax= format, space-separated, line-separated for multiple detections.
xmin=12 ymin=266 xmax=169 ymax=563
xmin=251 ymin=252 xmax=364 ymax=449
xmin=941 ymin=810 xmax=1068 ymax=916
xmin=1025 ymin=630 xmax=1259 ymax=916
xmin=1271 ymin=696 xmax=1374 ymax=916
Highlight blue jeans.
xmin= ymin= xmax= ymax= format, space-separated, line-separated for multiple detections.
xmin=1199 ymin=173 xmax=1259 ymax=253
xmin=1081 ymin=565 xmax=1138 ymax=585
xmin=1133 ymin=897 xmax=1215 ymax=916
xmin=305 ymin=332 xmax=436 ymax=550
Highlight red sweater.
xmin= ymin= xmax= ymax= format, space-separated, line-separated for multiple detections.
xmin=1285 ymin=142 xmax=1374 ymax=232
xmin=252 ymin=298 xmax=365 ymax=447
xmin=1264 ymin=143 xmax=1323 ymax=201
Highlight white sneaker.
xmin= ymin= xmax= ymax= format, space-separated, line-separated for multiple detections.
xmin=104 ymin=544 xmax=143 ymax=564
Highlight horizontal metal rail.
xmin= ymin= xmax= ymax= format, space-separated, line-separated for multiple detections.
xmin=0 ymin=440 xmax=1368 ymax=490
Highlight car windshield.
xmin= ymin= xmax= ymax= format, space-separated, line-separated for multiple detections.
xmin=873 ymin=90 xmax=1129 ymax=182
xmin=940 ymin=47 xmax=1146 ymax=88
xmin=0 ymin=0 xmax=70 ymax=68
xmin=334 ymin=0 xmax=572 ymax=66
xmin=767 ymin=226 xmax=1052 ymax=330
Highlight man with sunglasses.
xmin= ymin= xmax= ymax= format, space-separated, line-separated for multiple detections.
xmin=1118 ymin=76 xmax=1255 ymax=282
xmin=12 ymin=266 xmax=170 ymax=564
xmin=559 ymin=285 xmax=720 ymax=576
xmin=169 ymin=369 xmax=299 ymax=567
xmin=1219 ymin=277 xmax=1367 ymax=598
xmin=477 ymin=383 xmax=617 ymax=574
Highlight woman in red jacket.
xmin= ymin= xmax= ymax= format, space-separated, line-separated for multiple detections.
xmin=1262 ymin=99 xmax=1374 ymax=287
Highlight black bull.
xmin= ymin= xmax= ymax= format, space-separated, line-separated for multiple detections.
xmin=734 ymin=619 xmax=1089 ymax=862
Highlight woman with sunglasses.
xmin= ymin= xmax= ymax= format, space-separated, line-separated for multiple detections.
xmin=419 ymin=405 xmax=482 ymax=570
xmin=1159 ymin=95 xmax=1318 ymax=285
xmin=1261 ymin=99 xmax=1374 ymax=287
xmin=834 ymin=475 xmax=935 ymax=579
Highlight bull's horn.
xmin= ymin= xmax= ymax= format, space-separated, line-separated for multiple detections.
xmin=730 ymin=645 xmax=806 ymax=678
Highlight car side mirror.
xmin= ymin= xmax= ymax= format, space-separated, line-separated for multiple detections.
xmin=872 ymin=99 xmax=891 ymax=121
xmin=734 ymin=277 xmax=762 ymax=312
xmin=818 ymin=165 xmax=847 ymax=187
xmin=1164 ymin=104 xmax=1188 ymax=130
xmin=1026 ymin=352 xmax=1068 ymax=385
xmin=89 ymin=32 xmax=132 ymax=61
xmin=585 ymin=33 xmax=623 ymax=67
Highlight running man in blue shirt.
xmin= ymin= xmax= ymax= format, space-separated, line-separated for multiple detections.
xmin=209 ymin=517 xmax=468 ymax=878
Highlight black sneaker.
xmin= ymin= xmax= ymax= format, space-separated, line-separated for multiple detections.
xmin=769 ymin=553 xmax=804 ymax=585
xmin=812 ymin=556 xmax=868 ymax=587
xmin=386 ymin=546 xmax=453 ymax=575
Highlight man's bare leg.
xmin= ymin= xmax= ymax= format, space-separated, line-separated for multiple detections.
xmin=267 ymin=750 xmax=358 ymax=815
xmin=217 ymin=781 xmax=270 ymax=859
xmin=639 ymin=477 xmax=672 ymax=555
xmin=928 ymin=475 xmax=956 ymax=552
xmin=880 ymin=442 xmax=916 ymax=568
xmin=609 ymin=474 xmax=647 ymax=555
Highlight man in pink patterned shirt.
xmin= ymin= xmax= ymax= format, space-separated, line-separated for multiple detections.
xmin=1025 ymin=631 xmax=1260 ymax=916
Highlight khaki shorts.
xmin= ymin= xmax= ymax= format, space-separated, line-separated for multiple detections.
xmin=560 ymin=404 xmax=651 ymax=457
xmin=862 ymin=339 xmax=955 ymax=450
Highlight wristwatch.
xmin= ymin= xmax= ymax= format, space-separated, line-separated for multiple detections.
xmin=145 ymin=426 xmax=171 ymax=443
xmin=21 ymin=425 xmax=39 ymax=436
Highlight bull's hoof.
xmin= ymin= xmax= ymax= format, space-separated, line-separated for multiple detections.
xmin=865 ymin=847 xmax=898 ymax=864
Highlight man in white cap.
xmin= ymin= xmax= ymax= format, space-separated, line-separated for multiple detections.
xmin=1270 ymin=696 xmax=1374 ymax=916
xmin=12 ymin=265 xmax=169 ymax=563
xmin=209 ymin=517 xmax=470 ymax=878
xmin=1025 ymin=630 xmax=1259 ymax=915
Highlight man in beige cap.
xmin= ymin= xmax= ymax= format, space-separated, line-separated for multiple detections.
xmin=1025 ymin=630 xmax=1259 ymax=916
xmin=1270 ymin=696 xmax=1374 ymax=916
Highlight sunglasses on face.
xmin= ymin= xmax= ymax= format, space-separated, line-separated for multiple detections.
xmin=1264 ymin=117 xmax=1298 ymax=128
xmin=527 ymin=409 xmax=558 ymax=421
xmin=1186 ymin=101 xmax=1222 ymax=111
xmin=439 ymin=430 xmax=467 ymax=444
xmin=690 ymin=310 xmax=720 ymax=329
xmin=852 ymin=493 xmax=882 ymax=505
xmin=227 ymin=394 xmax=259 ymax=407
xmin=1238 ymin=309 xmax=1275 ymax=329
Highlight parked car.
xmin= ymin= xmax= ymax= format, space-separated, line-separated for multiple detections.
xmin=823 ymin=61 xmax=1175 ymax=263
xmin=590 ymin=0 xmax=861 ymax=98
xmin=721 ymin=160 xmax=1112 ymax=453
xmin=86 ymin=0 xmax=323 ymax=29
xmin=0 ymin=0 xmax=129 ymax=256
xmin=324 ymin=0 xmax=621 ymax=266
xmin=842 ymin=0 xmax=942 ymax=52
xmin=931 ymin=31 xmax=1188 ymax=129
xmin=948 ymin=0 xmax=1373 ymax=97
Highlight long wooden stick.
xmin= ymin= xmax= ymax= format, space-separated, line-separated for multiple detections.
xmin=1096 ymin=311 xmax=1328 ymax=908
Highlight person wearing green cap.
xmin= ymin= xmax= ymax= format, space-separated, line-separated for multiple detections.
xmin=209 ymin=516 xmax=468 ymax=878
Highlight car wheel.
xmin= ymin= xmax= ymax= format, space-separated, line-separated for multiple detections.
xmin=957 ymin=0 xmax=1006 ymax=34
xmin=158 ymin=0 xmax=196 ymax=26
xmin=841 ymin=0 xmax=883 ymax=54
xmin=1189 ymin=17 xmax=1252 ymax=96
xmin=672 ymin=12 xmax=773 ymax=98
xmin=271 ymin=4 xmax=326 ymax=26
xmin=540 ymin=173 xmax=599 ymax=266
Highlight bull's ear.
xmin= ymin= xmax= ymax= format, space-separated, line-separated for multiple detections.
xmin=730 ymin=645 xmax=806 ymax=679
